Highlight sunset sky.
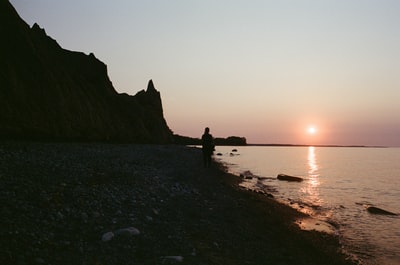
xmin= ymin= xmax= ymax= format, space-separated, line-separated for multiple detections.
xmin=10 ymin=0 xmax=400 ymax=146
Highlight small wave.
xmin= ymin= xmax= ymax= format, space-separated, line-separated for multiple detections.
xmin=295 ymin=218 xmax=337 ymax=234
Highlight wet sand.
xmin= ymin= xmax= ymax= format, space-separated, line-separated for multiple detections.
xmin=0 ymin=142 xmax=356 ymax=264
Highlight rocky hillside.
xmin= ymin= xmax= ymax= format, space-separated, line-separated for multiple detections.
xmin=0 ymin=1 xmax=173 ymax=143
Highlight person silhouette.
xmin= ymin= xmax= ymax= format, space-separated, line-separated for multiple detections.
xmin=201 ymin=127 xmax=214 ymax=168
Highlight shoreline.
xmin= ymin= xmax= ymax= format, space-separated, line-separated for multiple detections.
xmin=0 ymin=142 xmax=356 ymax=264
xmin=219 ymin=162 xmax=340 ymax=235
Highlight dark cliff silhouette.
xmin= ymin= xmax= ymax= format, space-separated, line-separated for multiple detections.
xmin=0 ymin=1 xmax=173 ymax=143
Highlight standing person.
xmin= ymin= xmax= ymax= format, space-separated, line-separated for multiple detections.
xmin=201 ymin=127 xmax=214 ymax=168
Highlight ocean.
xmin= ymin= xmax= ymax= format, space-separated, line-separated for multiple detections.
xmin=214 ymin=146 xmax=400 ymax=265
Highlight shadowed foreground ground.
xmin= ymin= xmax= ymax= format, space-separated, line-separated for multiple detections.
xmin=0 ymin=143 xmax=356 ymax=265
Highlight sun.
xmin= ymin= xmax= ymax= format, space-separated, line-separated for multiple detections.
xmin=307 ymin=126 xmax=317 ymax=135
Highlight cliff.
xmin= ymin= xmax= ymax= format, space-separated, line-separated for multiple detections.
xmin=0 ymin=1 xmax=173 ymax=143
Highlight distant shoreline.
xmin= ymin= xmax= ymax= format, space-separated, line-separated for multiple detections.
xmin=247 ymin=143 xmax=388 ymax=148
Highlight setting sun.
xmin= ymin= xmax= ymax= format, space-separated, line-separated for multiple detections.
xmin=307 ymin=126 xmax=317 ymax=135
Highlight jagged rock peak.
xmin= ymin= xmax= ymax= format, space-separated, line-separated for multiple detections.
xmin=31 ymin=22 xmax=61 ymax=49
xmin=147 ymin=79 xmax=157 ymax=92
xmin=32 ymin=22 xmax=43 ymax=31
xmin=31 ymin=22 xmax=48 ymax=37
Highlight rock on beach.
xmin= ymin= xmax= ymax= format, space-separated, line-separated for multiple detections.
xmin=114 ymin=227 xmax=140 ymax=237
xmin=102 ymin=232 xmax=115 ymax=242
xmin=102 ymin=227 xmax=140 ymax=242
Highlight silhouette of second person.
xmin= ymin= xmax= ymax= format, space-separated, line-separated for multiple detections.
xmin=201 ymin=127 xmax=214 ymax=168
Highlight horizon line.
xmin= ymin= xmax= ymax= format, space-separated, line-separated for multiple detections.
xmin=246 ymin=143 xmax=389 ymax=148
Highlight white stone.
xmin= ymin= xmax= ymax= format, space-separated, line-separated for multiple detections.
xmin=146 ymin=215 xmax=153 ymax=221
xmin=114 ymin=227 xmax=140 ymax=236
xmin=162 ymin=256 xmax=184 ymax=262
xmin=101 ymin=231 xmax=114 ymax=242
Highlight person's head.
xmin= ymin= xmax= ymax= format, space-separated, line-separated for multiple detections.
xmin=204 ymin=127 xmax=210 ymax=134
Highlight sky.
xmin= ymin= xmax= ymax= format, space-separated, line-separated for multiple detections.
xmin=10 ymin=0 xmax=400 ymax=146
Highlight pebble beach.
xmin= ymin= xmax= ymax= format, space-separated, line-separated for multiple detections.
xmin=0 ymin=142 xmax=356 ymax=265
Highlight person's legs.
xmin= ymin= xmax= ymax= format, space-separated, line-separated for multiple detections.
xmin=202 ymin=151 xmax=208 ymax=167
xmin=207 ymin=154 xmax=212 ymax=167
xmin=202 ymin=149 xmax=212 ymax=167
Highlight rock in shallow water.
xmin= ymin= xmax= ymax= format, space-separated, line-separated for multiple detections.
xmin=367 ymin=206 xmax=397 ymax=216
xmin=277 ymin=174 xmax=303 ymax=182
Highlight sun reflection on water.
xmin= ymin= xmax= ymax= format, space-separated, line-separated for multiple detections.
xmin=308 ymin=146 xmax=318 ymax=176
xmin=301 ymin=146 xmax=323 ymax=209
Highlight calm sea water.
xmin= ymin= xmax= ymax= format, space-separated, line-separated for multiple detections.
xmin=214 ymin=146 xmax=400 ymax=265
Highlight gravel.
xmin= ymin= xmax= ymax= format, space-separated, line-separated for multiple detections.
xmin=0 ymin=142 xmax=356 ymax=265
